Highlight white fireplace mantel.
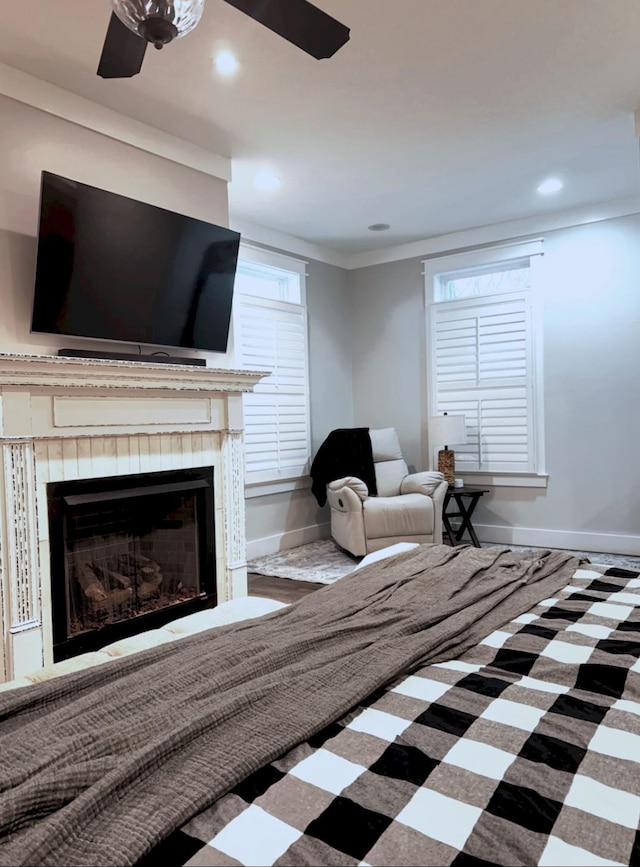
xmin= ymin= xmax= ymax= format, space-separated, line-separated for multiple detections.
xmin=0 ymin=352 xmax=266 ymax=394
xmin=0 ymin=352 xmax=267 ymax=682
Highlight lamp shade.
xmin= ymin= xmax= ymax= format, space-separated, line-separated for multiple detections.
xmin=428 ymin=414 xmax=467 ymax=447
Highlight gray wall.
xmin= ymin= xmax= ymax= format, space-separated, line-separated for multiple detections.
xmin=348 ymin=215 xmax=640 ymax=554
xmin=350 ymin=257 xmax=428 ymax=474
xmin=308 ymin=259 xmax=354 ymax=452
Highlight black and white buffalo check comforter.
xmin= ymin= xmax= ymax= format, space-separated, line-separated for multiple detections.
xmin=158 ymin=564 xmax=640 ymax=867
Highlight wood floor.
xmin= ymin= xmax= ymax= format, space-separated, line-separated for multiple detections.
xmin=248 ymin=573 xmax=321 ymax=604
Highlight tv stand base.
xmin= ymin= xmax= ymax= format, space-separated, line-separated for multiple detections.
xmin=57 ymin=348 xmax=207 ymax=367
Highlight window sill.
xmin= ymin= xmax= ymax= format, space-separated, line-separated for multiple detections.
xmin=245 ymin=476 xmax=311 ymax=499
xmin=457 ymin=472 xmax=548 ymax=489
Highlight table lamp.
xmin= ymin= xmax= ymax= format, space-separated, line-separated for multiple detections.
xmin=427 ymin=413 xmax=467 ymax=486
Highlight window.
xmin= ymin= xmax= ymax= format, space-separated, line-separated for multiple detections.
xmin=233 ymin=246 xmax=310 ymax=489
xmin=424 ymin=240 xmax=545 ymax=486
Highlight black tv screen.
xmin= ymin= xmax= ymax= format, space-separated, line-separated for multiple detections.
xmin=31 ymin=172 xmax=240 ymax=353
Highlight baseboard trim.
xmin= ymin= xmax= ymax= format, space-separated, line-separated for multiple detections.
xmin=476 ymin=523 xmax=640 ymax=556
xmin=247 ymin=522 xmax=639 ymax=561
xmin=246 ymin=522 xmax=331 ymax=561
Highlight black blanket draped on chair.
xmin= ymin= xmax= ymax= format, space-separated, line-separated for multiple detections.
xmin=309 ymin=427 xmax=377 ymax=506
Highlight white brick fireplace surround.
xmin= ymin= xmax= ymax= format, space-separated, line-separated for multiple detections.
xmin=0 ymin=353 xmax=265 ymax=683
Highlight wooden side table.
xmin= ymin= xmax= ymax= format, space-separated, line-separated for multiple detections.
xmin=442 ymin=486 xmax=490 ymax=547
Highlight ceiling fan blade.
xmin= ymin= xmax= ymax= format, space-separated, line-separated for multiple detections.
xmin=97 ymin=12 xmax=148 ymax=79
xmin=222 ymin=0 xmax=349 ymax=59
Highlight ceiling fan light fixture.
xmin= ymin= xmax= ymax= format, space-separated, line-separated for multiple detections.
xmin=112 ymin=0 xmax=205 ymax=48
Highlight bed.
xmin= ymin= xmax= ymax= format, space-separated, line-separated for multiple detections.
xmin=1 ymin=543 xmax=638 ymax=867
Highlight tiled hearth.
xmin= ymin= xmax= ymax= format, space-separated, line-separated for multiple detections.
xmin=0 ymin=353 xmax=265 ymax=682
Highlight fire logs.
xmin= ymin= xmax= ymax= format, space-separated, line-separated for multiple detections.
xmin=75 ymin=561 xmax=133 ymax=621
xmin=74 ymin=553 xmax=165 ymax=615
xmin=117 ymin=553 xmax=164 ymax=600
xmin=76 ymin=562 xmax=109 ymax=604
xmin=93 ymin=564 xmax=132 ymax=590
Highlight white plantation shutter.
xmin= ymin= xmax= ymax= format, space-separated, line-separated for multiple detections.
xmin=234 ymin=255 xmax=310 ymax=484
xmin=430 ymin=283 xmax=539 ymax=475
xmin=425 ymin=242 xmax=542 ymax=483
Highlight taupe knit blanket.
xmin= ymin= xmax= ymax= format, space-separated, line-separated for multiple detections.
xmin=0 ymin=544 xmax=582 ymax=867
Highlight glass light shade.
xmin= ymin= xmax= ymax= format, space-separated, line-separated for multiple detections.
xmin=112 ymin=0 xmax=205 ymax=40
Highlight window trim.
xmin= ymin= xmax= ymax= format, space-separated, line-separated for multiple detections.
xmin=237 ymin=243 xmax=308 ymax=303
xmin=234 ymin=244 xmax=311 ymax=493
xmin=423 ymin=240 xmax=546 ymax=487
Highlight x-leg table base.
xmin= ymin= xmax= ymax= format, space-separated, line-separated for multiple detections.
xmin=442 ymin=487 xmax=489 ymax=547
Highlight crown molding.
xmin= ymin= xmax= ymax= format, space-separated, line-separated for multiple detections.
xmin=229 ymin=218 xmax=351 ymax=269
xmin=345 ymin=195 xmax=640 ymax=270
xmin=232 ymin=194 xmax=640 ymax=272
xmin=0 ymin=62 xmax=231 ymax=182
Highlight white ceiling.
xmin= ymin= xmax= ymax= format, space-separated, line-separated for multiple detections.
xmin=3 ymin=0 xmax=640 ymax=255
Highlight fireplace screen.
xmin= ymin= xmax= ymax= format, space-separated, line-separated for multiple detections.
xmin=66 ymin=492 xmax=200 ymax=634
xmin=48 ymin=468 xmax=216 ymax=659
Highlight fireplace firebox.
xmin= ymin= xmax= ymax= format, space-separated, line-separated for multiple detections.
xmin=47 ymin=467 xmax=216 ymax=661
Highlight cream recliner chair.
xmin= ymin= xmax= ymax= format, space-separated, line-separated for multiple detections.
xmin=326 ymin=428 xmax=448 ymax=556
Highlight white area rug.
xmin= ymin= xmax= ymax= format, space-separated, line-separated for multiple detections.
xmin=248 ymin=539 xmax=361 ymax=584
xmin=248 ymin=539 xmax=640 ymax=585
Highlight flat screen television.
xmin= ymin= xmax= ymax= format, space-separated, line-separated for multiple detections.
xmin=31 ymin=171 xmax=240 ymax=354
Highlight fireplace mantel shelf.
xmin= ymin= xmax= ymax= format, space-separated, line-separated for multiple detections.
xmin=0 ymin=352 xmax=268 ymax=394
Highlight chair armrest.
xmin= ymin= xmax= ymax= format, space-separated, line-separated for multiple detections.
xmin=326 ymin=476 xmax=368 ymax=512
xmin=400 ymin=471 xmax=446 ymax=496
xmin=400 ymin=473 xmax=448 ymax=544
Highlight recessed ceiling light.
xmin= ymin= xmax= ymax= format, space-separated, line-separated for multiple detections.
xmin=254 ymin=168 xmax=281 ymax=191
xmin=368 ymin=223 xmax=390 ymax=231
xmin=214 ymin=49 xmax=239 ymax=76
xmin=536 ymin=177 xmax=563 ymax=196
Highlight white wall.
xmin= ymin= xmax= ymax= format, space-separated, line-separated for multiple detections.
xmin=349 ymin=214 xmax=640 ymax=555
xmin=0 ymin=94 xmax=229 ymax=360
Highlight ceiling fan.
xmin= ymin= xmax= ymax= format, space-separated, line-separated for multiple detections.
xmin=98 ymin=0 xmax=350 ymax=79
